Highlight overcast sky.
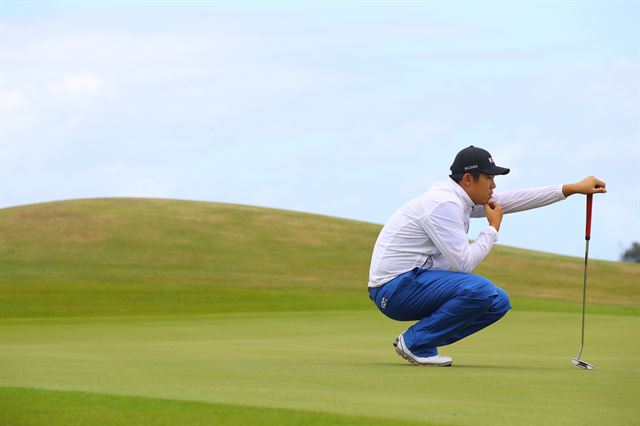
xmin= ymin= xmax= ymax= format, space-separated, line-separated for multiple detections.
xmin=1 ymin=1 xmax=638 ymax=262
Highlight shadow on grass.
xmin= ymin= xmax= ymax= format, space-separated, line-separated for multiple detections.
xmin=368 ymin=362 xmax=562 ymax=371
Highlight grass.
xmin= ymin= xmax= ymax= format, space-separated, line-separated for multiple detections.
xmin=1 ymin=311 xmax=638 ymax=426
xmin=0 ymin=387 xmax=432 ymax=426
xmin=0 ymin=198 xmax=637 ymax=318
xmin=1 ymin=198 xmax=638 ymax=425
xmin=0 ymin=199 xmax=376 ymax=318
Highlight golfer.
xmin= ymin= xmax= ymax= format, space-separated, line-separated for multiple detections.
xmin=368 ymin=145 xmax=606 ymax=366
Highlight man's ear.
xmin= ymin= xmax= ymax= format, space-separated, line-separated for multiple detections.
xmin=460 ymin=173 xmax=472 ymax=186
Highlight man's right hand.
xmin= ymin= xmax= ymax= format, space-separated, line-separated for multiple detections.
xmin=562 ymin=176 xmax=607 ymax=197
xmin=485 ymin=201 xmax=503 ymax=232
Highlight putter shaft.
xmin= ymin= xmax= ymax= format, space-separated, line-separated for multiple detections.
xmin=573 ymin=193 xmax=594 ymax=369
xmin=576 ymin=239 xmax=589 ymax=361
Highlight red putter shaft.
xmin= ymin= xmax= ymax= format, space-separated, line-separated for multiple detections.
xmin=585 ymin=194 xmax=593 ymax=241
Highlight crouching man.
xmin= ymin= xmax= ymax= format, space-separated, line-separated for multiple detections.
xmin=368 ymin=145 xmax=606 ymax=366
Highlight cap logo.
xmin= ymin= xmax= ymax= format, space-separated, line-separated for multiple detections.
xmin=488 ymin=157 xmax=494 ymax=164
xmin=464 ymin=164 xmax=479 ymax=171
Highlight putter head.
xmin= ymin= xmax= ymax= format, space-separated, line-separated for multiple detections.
xmin=572 ymin=358 xmax=594 ymax=370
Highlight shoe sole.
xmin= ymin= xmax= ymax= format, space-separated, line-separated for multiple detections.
xmin=393 ymin=338 xmax=452 ymax=367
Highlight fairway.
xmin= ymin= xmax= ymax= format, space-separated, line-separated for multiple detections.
xmin=1 ymin=199 xmax=639 ymax=425
xmin=1 ymin=310 xmax=638 ymax=426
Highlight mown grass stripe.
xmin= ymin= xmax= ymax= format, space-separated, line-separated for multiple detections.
xmin=0 ymin=386 xmax=439 ymax=426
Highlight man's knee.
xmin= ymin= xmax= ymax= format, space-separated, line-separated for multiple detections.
xmin=492 ymin=286 xmax=512 ymax=315
xmin=455 ymin=275 xmax=499 ymax=312
xmin=459 ymin=276 xmax=511 ymax=314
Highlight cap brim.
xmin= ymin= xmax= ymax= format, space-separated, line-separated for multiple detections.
xmin=479 ymin=165 xmax=510 ymax=175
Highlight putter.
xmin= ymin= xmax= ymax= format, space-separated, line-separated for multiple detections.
xmin=572 ymin=193 xmax=595 ymax=370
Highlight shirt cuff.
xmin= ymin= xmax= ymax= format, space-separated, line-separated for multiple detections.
xmin=486 ymin=225 xmax=499 ymax=241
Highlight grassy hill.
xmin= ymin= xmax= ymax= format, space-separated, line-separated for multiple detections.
xmin=0 ymin=198 xmax=638 ymax=318
xmin=0 ymin=199 xmax=640 ymax=318
xmin=0 ymin=199 xmax=640 ymax=317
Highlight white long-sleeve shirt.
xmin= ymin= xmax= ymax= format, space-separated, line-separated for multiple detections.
xmin=368 ymin=178 xmax=566 ymax=287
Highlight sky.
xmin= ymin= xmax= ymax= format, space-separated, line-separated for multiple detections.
xmin=1 ymin=0 xmax=638 ymax=262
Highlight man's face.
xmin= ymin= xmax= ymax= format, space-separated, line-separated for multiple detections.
xmin=463 ymin=173 xmax=496 ymax=205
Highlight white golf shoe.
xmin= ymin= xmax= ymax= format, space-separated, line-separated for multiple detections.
xmin=393 ymin=334 xmax=453 ymax=367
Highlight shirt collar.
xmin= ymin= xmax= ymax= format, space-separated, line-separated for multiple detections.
xmin=446 ymin=178 xmax=475 ymax=208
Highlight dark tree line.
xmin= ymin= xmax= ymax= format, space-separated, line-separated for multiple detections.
xmin=621 ymin=242 xmax=640 ymax=263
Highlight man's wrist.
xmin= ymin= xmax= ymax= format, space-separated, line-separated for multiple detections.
xmin=562 ymin=184 xmax=575 ymax=197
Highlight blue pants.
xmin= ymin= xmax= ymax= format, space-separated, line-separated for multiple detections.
xmin=369 ymin=268 xmax=511 ymax=357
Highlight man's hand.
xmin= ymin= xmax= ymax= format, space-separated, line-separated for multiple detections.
xmin=485 ymin=201 xmax=503 ymax=232
xmin=562 ymin=176 xmax=607 ymax=197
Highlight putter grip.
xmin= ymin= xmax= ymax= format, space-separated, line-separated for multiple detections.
xmin=585 ymin=194 xmax=593 ymax=241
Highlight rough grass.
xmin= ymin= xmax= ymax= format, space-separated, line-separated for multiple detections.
xmin=0 ymin=198 xmax=637 ymax=319
xmin=477 ymin=245 xmax=640 ymax=307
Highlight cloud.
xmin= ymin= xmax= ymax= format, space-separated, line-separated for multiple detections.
xmin=46 ymin=73 xmax=116 ymax=100
xmin=1 ymin=16 xmax=332 ymax=146
xmin=0 ymin=90 xmax=27 ymax=112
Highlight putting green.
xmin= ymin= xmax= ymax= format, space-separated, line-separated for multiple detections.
xmin=1 ymin=309 xmax=638 ymax=426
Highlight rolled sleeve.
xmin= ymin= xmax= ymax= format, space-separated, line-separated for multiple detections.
xmin=423 ymin=202 xmax=497 ymax=273
xmin=470 ymin=185 xmax=566 ymax=218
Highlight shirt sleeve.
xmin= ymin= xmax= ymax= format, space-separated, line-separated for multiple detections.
xmin=423 ymin=201 xmax=498 ymax=273
xmin=471 ymin=184 xmax=566 ymax=218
